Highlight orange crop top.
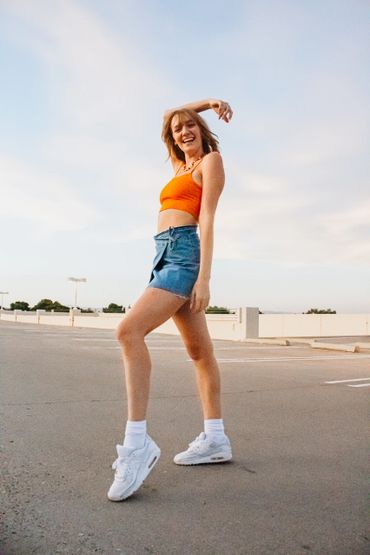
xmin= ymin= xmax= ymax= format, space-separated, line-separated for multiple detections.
xmin=159 ymin=161 xmax=203 ymax=220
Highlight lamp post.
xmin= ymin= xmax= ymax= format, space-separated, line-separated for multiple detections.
xmin=0 ymin=291 xmax=9 ymax=310
xmin=67 ymin=278 xmax=87 ymax=309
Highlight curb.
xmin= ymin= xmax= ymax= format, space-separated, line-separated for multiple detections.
xmin=245 ymin=338 xmax=290 ymax=346
xmin=354 ymin=342 xmax=370 ymax=351
xmin=310 ymin=341 xmax=359 ymax=353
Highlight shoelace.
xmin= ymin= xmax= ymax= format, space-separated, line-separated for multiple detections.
xmin=111 ymin=445 xmax=137 ymax=477
xmin=188 ymin=433 xmax=207 ymax=452
xmin=112 ymin=457 xmax=135 ymax=481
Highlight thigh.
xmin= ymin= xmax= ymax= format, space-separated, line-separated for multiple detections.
xmin=172 ymin=301 xmax=213 ymax=357
xmin=117 ymin=287 xmax=187 ymax=338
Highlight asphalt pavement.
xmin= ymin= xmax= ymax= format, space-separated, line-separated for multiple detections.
xmin=1 ymin=320 xmax=369 ymax=554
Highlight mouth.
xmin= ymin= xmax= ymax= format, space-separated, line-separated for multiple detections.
xmin=182 ymin=137 xmax=195 ymax=145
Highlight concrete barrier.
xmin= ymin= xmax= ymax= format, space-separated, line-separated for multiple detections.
xmin=354 ymin=342 xmax=370 ymax=351
xmin=1 ymin=308 xmax=369 ymax=342
xmin=311 ymin=341 xmax=359 ymax=353
xmin=259 ymin=313 xmax=369 ymax=338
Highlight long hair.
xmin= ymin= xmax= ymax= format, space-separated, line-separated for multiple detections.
xmin=161 ymin=109 xmax=220 ymax=163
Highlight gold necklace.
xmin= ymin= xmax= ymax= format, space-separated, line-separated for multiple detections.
xmin=183 ymin=156 xmax=203 ymax=172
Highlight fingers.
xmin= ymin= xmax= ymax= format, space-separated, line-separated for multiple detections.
xmin=190 ymin=294 xmax=209 ymax=313
xmin=190 ymin=282 xmax=210 ymax=312
xmin=217 ymin=101 xmax=233 ymax=123
xmin=189 ymin=290 xmax=197 ymax=312
xmin=189 ymin=296 xmax=194 ymax=312
xmin=211 ymin=99 xmax=233 ymax=122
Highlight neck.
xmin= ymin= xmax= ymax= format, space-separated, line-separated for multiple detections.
xmin=184 ymin=150 xmax=203 ymax=166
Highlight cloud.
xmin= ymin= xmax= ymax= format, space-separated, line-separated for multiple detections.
xmin=0 ymin=0 xmax=175 ymax=236
xmin=214 ymin=156 xmax=370 ymax=265
xmin=0 ymin=155 xmax=100 ymax=231
xmin=3 ymin=0 xmax=170 ymax=130
xmin=0 ymin=0 xmax=369 ymax=313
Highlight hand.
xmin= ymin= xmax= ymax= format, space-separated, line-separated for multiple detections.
xmin=209 ymin=99 xmax=233 ymax=122
xmin=189 ymin=278 xmax=210 ymax=313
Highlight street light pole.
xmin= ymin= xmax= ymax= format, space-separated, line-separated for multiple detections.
xmin=0 ymin=291 xmax=9 ymax=310
xmin=67 ymin=278 xmax=87 ymax=309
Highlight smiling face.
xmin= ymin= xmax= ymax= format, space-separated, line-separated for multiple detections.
xmin=162 ymin=108 xmax=219 ymax=163
xmin=170 ymin=114 xmax=204 ymax=159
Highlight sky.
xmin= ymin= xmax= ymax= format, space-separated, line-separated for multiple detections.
xmin=0 ymin=0 xmax=369 ymax=313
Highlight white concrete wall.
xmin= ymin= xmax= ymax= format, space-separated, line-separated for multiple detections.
xmin=259 ymin=313 xmax=370 ymax=338
xmin=0 ymin=310 xmax=122 ymax=329
xmin=1 ymin=309 xmax=369 ymax=339
xmin=154 ymin=313 xmax=243 ymax=340
xmin=74 ymin=313 xmax=123 ymax=329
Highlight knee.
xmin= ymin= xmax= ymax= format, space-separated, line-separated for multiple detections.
xmin=116 ymin=320 xmax=142 ymax=346
xmin=187 ymin=340 xmax=214 ymax=362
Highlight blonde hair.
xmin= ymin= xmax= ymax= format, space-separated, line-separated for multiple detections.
xmin=161 ymin=109 xmax=220 ymax=163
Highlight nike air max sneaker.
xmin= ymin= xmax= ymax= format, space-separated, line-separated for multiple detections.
xmin=173 ymin=432 xmax=232 ymax=465
xmin=108 ymin=434 xmax=160 ymax=501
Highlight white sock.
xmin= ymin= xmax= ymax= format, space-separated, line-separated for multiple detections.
xmin=123 ymin=420 xmax=147 ymax=450
xmin=204 ymin=418 xmax=226 ymax=441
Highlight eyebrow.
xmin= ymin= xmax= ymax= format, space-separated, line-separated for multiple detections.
xmin=172 ymin=119 xmax=195 ymax=130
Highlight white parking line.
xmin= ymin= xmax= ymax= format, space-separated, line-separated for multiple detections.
xmin=147 ymin=346 xmax=186 ymax=350
xmin=214 ymin=346 xmax=301 ymax=350
xmin=325 ymin=377 xmax=370 ymax=384
xmin=72 ymin=338 xmax=116 ymax=341
xmin=212 ymin=355 xmax=370 ymax=363
xmin=324 ymin=377 xmax=370 ymax=389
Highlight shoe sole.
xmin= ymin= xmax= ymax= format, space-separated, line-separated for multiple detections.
xmin=108 ymin=446 xmax=161 ymax=501
xmin=174 ymin=451 xmax=232 ymax=466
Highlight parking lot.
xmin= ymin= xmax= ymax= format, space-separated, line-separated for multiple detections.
xmin=1 ymin=320 xmax=369 ymax=554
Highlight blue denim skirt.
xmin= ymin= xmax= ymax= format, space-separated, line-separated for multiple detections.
xmin=147 ymin=225 xmax=200 ymax=299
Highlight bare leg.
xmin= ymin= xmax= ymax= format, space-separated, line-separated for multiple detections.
xmin=172 ymin=300 xmax=222 ymax=419
xmin=116 ymin=287 xmax=187 ymax=421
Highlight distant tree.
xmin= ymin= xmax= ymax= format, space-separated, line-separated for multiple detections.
xmin=31 ymin=299 xmax=54 ymax=311
xmin=10 ymin=301 xmax=30 ymax=311
xmin=31 ymin=299 xmax=69 ymax=312
xmin=103 ymin=303 xmax=125 ymax=313
xmin=305 ymin=308 xmax=336 ymax=314
xmin=81 ymin=308 xmax=94 ymax=313
xmin=51 ymin=301 xmax=70 ymax=312
xmin=205 ymin=305 xmax=231 ymax=314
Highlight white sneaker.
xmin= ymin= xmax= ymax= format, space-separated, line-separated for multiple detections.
xmin=173 ymin=432 xmax=232 ymax=465
xmin=107 ymin=434 xmax=160 ymax=501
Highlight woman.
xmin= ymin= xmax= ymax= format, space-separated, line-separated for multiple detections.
xmin=108 ymin=98 xmax=233 ymax=501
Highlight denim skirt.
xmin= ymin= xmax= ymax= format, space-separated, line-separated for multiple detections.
xmin=147 ymin=225 xmax=200 ymax=299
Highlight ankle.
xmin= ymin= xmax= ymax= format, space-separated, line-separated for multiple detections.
xmin=123 ymin=420 xmax=147 ymax=449
xmin=204 ymin=418 xmax=226 ymax=441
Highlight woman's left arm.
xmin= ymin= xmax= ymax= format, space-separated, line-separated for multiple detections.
xmin=190 ymin=152 xmax=225 ymax=313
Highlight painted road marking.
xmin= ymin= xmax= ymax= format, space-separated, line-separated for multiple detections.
xmin=325 ymin=377 xmax=370 ymax=384
xmin=324 ymin=377 xmax=370 ymax=389
xmin=212 ymin=355 xmax=370 ymax=363
xmin=72 ymin=337 xmax=117 ymax=342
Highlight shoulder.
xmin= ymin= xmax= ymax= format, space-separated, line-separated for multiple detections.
xmin=201 ymin=151 xmax=224 ymax=177
xmin=199 ymin=151 xmax=225 ymax=194
xmin=202 ymin=151 xmax=223 ymax=165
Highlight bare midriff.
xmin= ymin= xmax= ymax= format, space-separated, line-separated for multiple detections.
xmin=157 ymin=208 xmax=198 ymax=234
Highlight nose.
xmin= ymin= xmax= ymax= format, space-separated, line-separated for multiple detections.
xmin=182 ymin=126 xmax=194 ymax=138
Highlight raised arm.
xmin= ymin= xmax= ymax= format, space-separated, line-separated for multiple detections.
xmin=164 ymin=98 xmax=233 ymax=123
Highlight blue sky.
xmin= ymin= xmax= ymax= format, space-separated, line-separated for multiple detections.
xmin=0 ymin=0 xmax=369 ymax=312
